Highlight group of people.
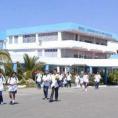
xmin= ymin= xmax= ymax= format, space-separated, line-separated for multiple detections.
xmin=0 ymin=71 xmax=19 ymax=105
xmin=0 ymin=69 xmax=102 ymax=105
xmin=74 ymin=72 xmax=101 ymax=91
xmin=35 ymin=69 xmax=62 ymax=102
xmin=35 ymin=70 xmax=102 ymax=102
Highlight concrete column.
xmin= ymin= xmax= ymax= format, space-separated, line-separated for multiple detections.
xmin=57 ymin=49 xmax=61 ymax=58
xmin=104 ymin=67 xmax=108 ymax=85
xmin=58 ymin=32 xmax=62 ymax=41
xmin=13 ymin=63 xmax=17 ymax=72
xmin=89 ymin=66 xmax=93 ymax=74
xmin=65 ymin=66 xmax=70 ymax=73
xmin=57 ymin=66 xmax=60 ymax=73
xmin=36 ymin=34 xmax=39 ymax=44
xmin=78 ymin=35 xmax=80 ymax=41
xmin=45 ymin=64 xmax=49 ymax=71
xmin=42 ymin=49 xmax=45 ymax=57
xmin=65 ymin=67 xmax=67 ymax=73
xmin=19 ymin=35 xmax=23 ymax=44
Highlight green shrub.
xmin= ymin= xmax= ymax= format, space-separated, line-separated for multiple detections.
xmin=23 ymin=70 xmax=33 ymax=80
xmin=88 ymin=74 xmax=95 ymax=86
xmin=19 ymin=79 xmax=27 ymax=85
xmin=26 ymin=79 xmax=36 ymax=88
xmin=108 ymin=70 xmax=118 ymax=85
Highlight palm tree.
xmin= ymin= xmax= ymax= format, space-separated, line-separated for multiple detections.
xmin=0 ymin=50 xmax=12 ymax=63
xmin=23 ymin=54 xmax=39 ymax=71
xmin=0 ymin=50 xmax=12 ymax=73
xmin=23 ymin=54 xmax=44 ymax=79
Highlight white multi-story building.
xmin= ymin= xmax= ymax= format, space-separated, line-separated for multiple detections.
xmin=0 ymin=22 xmax=118 ymax=73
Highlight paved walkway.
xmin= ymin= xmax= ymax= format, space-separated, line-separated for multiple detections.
xmin=0 ymin=87 xmax=118 ymax=118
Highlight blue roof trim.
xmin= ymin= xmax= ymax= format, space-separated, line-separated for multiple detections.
xmin=0 ymin=31 xmax=6 ymax=40
xmin=6 ymin=23 xmax=79 ymax=35
xmin=0 ymin=22 xmax=118 ymax=40
xmin=110 ymin=54 xmax=118 ymax=59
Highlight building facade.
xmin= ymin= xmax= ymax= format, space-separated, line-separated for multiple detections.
xmin=0 ymin=23 xmax=118 ymax=73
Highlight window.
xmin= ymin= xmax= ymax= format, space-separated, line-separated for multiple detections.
xmin=38 ymin=32 xmax=58 ymax=41
xmin=44 ymin=49 xmax=57 ymax=57
xmin=9 ymin=36 xmax=13 ymax=44
xmin=23 ymin=34 xmax=36 ymax=43
xmin=14 ymin=36 xmax=18 ymax=44
xmin=74 ymin=54 xmax=78 ymax=58
xmin=45 ymin=49 xmax=57 ymax=52
xmin=75 ymin=34 xmax=78 ymax=41
xmin=38 ymin=32 xmax=57 ymax=37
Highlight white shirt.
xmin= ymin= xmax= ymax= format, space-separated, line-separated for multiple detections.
xmin=0 ymin=76 xmax=6 ymax=91
xmin=8 ymin=77 xmax=19 ymax=91
xmin=94 ymin=74 xmax=101 ymax=82
xmin=83 ymin=74 xmax=89 ymax=83
xmin=51 ymin=74 xmax=59 ymax=88
xmin=75 ymin=75 xmax=80 ymax=83
xmin=79 ymin=77 xmax=84 ymax=84
xmin=67 ymin=74 xmax=72 ymax=81
xmin=36 ymin=73 xmax=42 ymax=83
xmin=42 ymin=74 xmax=51 ymax=87
xmin=63 ymin=77 xmax=67 ymax=84
xmin=59 ymin=74 xmax=63 ymax=81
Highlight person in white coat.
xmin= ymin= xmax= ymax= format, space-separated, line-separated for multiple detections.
xmin=7 ymin=72 xmax=19 ymax=105
xmin=0 ymin=72 xmax=6 ymax=104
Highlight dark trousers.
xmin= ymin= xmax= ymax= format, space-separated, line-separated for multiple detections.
xmin=50 ymin=87 xmax=59 ymax=101
xmin=37 ymin=82 xmax=41 ymax=89
xmin=95 ymin=82 xmax=99 ymax=89
xmin=43 ymin=86 xmax=49 ymax=98
xmin=0 ymin=91 xmax=3 ymax=103
xmin=67 ymin=81 xmax=71 ymax=87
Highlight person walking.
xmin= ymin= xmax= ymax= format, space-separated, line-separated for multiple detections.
xmin=0 ymin=72 xmax=6 ymax=105
xmin=79 ymin=71 xmax=84 ymax=88
xmin=63 ymin=73 xmax=67 ymax=87
xmin=7 ymin=72 xmax=19 ymax=105
xmin=49 ymin=69 xmax=60 ymax=102
xmin=83 ymin=72 xmax=89 ymax=92
xmin=94 ymin=72 xmax=101 ymax=89
xmin=35 ymin=70 xmax=43 ymax=89
xmin=75 ymin=73 xmax=80 ymax=88
xmin=66 ymin=72 xmax=72 ymax=87
xmin=42 ymin=72 xmax=51 ymax=100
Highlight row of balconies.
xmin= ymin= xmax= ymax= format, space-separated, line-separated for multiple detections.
xmin=5 ymin=40 xmax=117 ymax=53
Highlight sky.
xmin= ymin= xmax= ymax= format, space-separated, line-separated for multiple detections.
xmin=0 ymin=0 xmax=118 ymax=35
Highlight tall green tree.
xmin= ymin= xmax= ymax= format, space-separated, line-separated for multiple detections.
xmin=23 ymin=54 xmax=44 ymax=79
xmin=0 ymin=50 xmax=12 ymax=74
xmin=0 ymin=50 xmax=12 ymax=63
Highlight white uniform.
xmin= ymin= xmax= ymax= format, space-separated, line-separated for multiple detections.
xmin=59 ymin=74 xmax=63 ymax=81
xmin=8 ymin=77 xmax=19 ymax=92
xmin=75 ymin=75 xmax=80 ymax=87
xmin=0 ymin=76 xmax=6 ymax=91
xmin=75 ymin=75 xmax=80 ymax=83
xmin=42 ymin=74 xmax=51 ymax=87
xmin=51 ymin=74 xmax=59 ymax=88
xmin=67 ymin=74 xmax=72 ymax=81
xmin=94 ymin=74 xmax=101 ymax=82
xmin=63 ymin=77 xmax=67 ymax=85
xmin=83 ymin=74 xmax=89 ymax=83
xmin=36 ymin=73 xmax=42 ymax=83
